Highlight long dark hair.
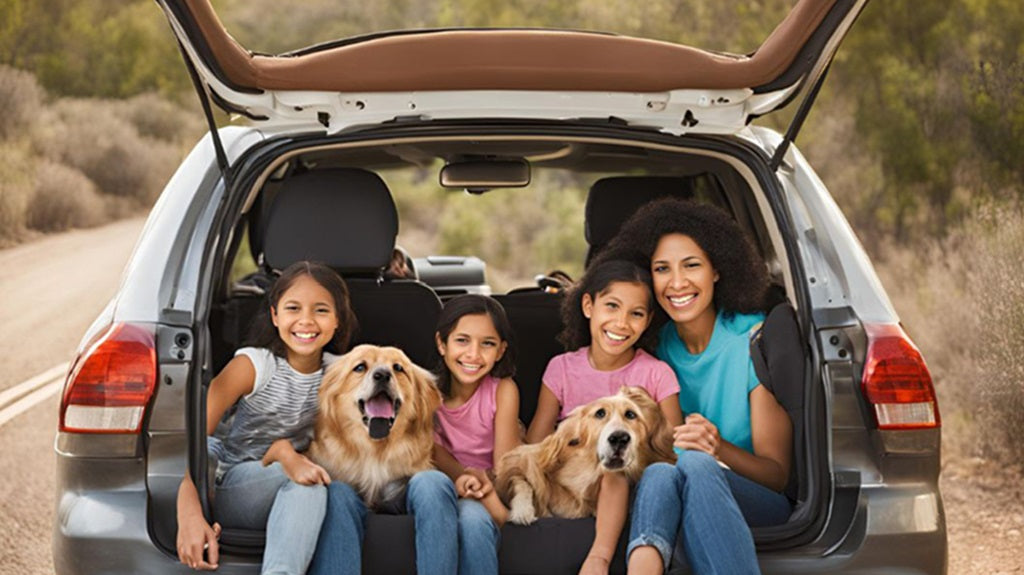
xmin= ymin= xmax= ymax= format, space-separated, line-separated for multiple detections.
xmin=558 ymin=259 xmax=657 ymax=353
xmin=245 ymin=261 xmax=357 ymax=357
xmin=594 ymin=198 xmax=769 ymax=329
xmin=434 ymin=294 xmax=516 ymax=398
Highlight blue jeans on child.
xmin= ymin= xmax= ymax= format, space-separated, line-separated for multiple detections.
xmin=627 ymin=451 xmax=792 ymax=574
xmin=457 ymin=498 xmax=501 ymax=575
xmin=308 ymin=469 xmax=459 ymax=575
xmin=213 ymin=460 xmax=327 ymax=575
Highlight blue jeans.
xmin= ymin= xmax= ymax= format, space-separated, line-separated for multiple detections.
xmin=309 ymin=469 xmax=458 ymax=575
xmin=627 ymin=451 xmax=792 ymax=574
xmin=457 ymin=498 xmax=501 ymax=575
xmin=213 ymin=460 xmax=327 ymax=575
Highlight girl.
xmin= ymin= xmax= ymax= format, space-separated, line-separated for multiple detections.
xmin=176 ymin=261 xmax=356 ymax=573
xmin=598 ymin=197 xmax=794 ymax=575
xmin=527 ymin=259 xmax=685 ymax=575
xmin=431 ymin=294 xmax=521 ymax=575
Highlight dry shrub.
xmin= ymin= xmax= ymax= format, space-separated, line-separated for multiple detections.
xmin=0 ymin=65 xmax=43 ymax=141
xmin=0 ymin=143 xmax=36 ymax=244
xmin=878 ymin=203 xmax=1024 ymax=464
xmin=26 ymin=162 xmax=106 ymax=232
xmin=35 ymin=98 xmax=180 ymax=207
xmin=118 ymin=93 xmax=204 ymax=144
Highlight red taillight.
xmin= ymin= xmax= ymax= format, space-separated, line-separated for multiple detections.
xmin=59 ymin=322 xmax=157 ymax=434
xmin=861 ymin=323 xmax=940 ymax=430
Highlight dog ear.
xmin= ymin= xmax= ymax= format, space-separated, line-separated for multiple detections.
xmin=410 ymin=362 xmax=442 ymax=414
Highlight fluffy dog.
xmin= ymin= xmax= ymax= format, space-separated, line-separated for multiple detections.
xmin=496 ymin=386 xmax=675 ymax=524
xmin=308 ymin=344 xmax=441 ymax=509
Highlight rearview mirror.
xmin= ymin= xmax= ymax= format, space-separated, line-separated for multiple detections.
xmin=439 ymin=159 xmax=531 ymax=193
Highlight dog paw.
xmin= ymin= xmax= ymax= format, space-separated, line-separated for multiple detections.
xmin=508 ymin=502 xmax=537 ymax=525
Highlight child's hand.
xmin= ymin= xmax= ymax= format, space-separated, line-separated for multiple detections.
xmin=455 ymin=468 xmax=493 ymax=499
xmin=673 ymin=413 xmax=720 ymax=456
xmin=280 ymin=452 xmax=332 ymax=486
xmin=579 ymin=554 xmax=611 ymax=575
xmin=177 ymin=515 xmax=221 ymax=570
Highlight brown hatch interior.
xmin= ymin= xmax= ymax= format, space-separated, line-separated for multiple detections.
xmin=181 ymin=0 xmax=838 ymax=93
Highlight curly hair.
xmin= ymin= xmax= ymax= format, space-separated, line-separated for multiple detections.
xmin=434 ymin=294 xmax=517 ymax=398
xmin=558 ymin=259 xmax=658 ymax=354
xmin=245 ymin=261 xmax=358 ymax=357
xmin=593 ymin=198 xmax=769 ymax=325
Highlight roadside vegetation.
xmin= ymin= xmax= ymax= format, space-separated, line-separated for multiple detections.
xmin=1 ymin=0 xmax=1021 ymax=465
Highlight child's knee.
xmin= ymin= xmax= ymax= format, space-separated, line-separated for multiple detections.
xmin=408 ymin=469 xmax=456 ymax=500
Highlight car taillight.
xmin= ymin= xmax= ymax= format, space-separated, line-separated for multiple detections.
xmin=59 ymin=322 xmax=157 ymax=434
xmin=861 ymin=323 xmax=940 ymax=430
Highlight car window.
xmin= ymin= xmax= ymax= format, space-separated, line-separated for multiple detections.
xmin=383 ymin=165 xmax=598 ymax=292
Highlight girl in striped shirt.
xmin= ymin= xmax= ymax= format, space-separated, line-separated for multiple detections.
xmin=176 ymin=261 xmax=356 ymax=574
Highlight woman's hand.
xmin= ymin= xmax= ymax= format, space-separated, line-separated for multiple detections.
xmin=455 ymin=468 xmax=493 ymax=499
xmin=176 ymin=511 xmax=221 ymax=570
xmin=673 ymin=413 xmax=721 ymax=456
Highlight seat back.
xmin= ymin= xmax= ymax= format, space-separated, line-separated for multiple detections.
xmin=261 ymin=168 xmax=442 ymax=367
xmin=584 ymin=176 xmax=698 ymax=266
xmin=493 ymin=291 xmax=565 ymax=426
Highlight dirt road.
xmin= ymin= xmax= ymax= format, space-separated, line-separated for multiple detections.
xmin=0 ymin=217 xmax=1020 ymax=574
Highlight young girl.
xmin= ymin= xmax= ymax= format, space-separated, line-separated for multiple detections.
xmin=431 ymin=295 xmax=521 ymax=575
xmin=527 ymin=259 xmax=684 ymax=575
xmin=176 ymin=261 xmax=356 ymax=574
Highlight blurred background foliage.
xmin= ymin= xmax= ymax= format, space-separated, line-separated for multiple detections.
xmin=0 ymin=0 xmax=1021 ymax=463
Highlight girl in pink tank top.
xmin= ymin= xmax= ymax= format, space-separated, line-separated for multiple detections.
xmin=526 ymin=260 xmax=684 ymax=575
xmin=431 ymin=295 xmax=520 ymax=575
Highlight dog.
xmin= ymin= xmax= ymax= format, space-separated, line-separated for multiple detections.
xmin=308 ymin=344 xmax=441 ymax=509
xmin=496 ymin=386 xmax=675 ymax=524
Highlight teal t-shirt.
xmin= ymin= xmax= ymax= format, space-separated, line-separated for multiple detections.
xmin=656 ymin=310 xmax=765 ymax=453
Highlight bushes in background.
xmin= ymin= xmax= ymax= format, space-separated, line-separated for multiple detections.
xmin=0 ymin=64 xmax=201 ymax=242
xmin=878 ymin=203 xmax=1024 ymax=465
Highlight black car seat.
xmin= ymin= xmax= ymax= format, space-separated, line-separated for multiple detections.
xmin=260 ymin=167 xmax=442 ymax=368
xmin=583 ymin=175 xmax=700 ymax=267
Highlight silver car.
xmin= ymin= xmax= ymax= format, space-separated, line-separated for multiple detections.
xmin=53 ymin=0 xmax=945 ymax=573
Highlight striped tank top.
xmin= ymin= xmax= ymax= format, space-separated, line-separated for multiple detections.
xmin=211 ymin=347 xmax=336 ymax=481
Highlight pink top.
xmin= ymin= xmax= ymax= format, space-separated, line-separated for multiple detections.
xmin=543 ymin=348 xmax=680 ymax=419
xmin=435 ymin=375 xmax=501 ymax=471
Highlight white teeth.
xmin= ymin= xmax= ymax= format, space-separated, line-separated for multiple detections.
xmin=294 ymin=332 xmax=318 ymax=339
xmin=604 ymin=331 xmax=627 ymax=342
xmin=668 ymin=294 xmax=697 ymax=306
xmin=459 ymin=362 xmax=482 ymax=371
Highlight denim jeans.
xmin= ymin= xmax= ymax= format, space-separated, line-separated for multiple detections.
xmin=457 ymin=498 xmax=501 ymax=575
xmin=309 ymin=469 xmax=458 ymax=575
xmin=627 ymin=451 xmax=792 ymax=575
xmin=213 ymin=460 xmax=327 ymax=575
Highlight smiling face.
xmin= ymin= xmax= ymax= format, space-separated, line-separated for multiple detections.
xmin=436 ymin=313 xmax=508 ymax=388
xmin=650 ymin=233 xmax=719 ymax=330
xmin=270 ymin=274 xmax=339 ymax=371
xmin=581 ymin=280 xmax=652 ymax=369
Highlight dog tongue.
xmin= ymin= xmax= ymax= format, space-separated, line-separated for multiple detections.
xmin=368 ymin=418 xmax=392 ymax=439
xmin=365 ymin=395 xmax=395 ymax=418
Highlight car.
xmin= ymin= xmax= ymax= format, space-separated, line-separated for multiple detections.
xmin=52 ymin=0 xmax=947 ymax=573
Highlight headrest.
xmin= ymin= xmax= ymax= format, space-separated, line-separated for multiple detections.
xmin=584 ymin=176 xmax=696 ymax=262
xmin=263 ymin=168 xmax=398 ymax=275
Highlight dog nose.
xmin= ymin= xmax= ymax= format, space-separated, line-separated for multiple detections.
xmin=372 ymin=368 xmax=391 ymax=383
xmin=608 ymin=431 xmax=630 ymax=449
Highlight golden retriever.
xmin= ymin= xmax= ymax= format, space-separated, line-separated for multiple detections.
xmin=496 ymin=386 xmax=674 ymax=524
xmin=308 ymin=344 xmax=441 ymax=509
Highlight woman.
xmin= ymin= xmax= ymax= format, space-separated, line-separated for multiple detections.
xmin=595 ymin=198 xmax=793 ymax=575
